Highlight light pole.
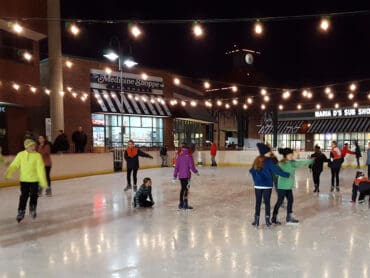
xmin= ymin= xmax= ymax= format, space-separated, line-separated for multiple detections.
xmin=103 ymin=37 xmax=138 ymax=112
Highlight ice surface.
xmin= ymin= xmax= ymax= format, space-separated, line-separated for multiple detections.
xmin=0 ymin=166 xmax=369 ymax=277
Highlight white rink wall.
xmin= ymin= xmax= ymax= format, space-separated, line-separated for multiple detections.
xmin=0 ymin=150 xmax=364 ymax=186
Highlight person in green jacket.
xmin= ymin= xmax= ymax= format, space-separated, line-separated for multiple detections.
xmin=5 ymin=139 xmax=47 ymax=223
xmin=272 ymin=148 xmax=313 ymax=225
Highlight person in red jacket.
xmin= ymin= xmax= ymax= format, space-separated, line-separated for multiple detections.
xmin=210 ymin=142 xmax=217 ymax=167
xmin=341 ymin=142 xmax=355 ymax=158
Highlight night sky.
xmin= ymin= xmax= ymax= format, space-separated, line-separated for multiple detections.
xmin=59 ymin=1 xmax=370 ymax=90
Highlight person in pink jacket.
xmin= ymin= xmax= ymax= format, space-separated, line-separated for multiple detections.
xmin=173 ymin=147 xmax=199 ymax=210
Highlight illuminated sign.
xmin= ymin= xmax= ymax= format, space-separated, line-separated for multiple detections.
xmin=315 ymin=107 xmax=370 ymax=118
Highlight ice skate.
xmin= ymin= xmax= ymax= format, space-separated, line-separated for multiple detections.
xmin=45 ymin=187 xmax=52 ymax=196
xmin=265 ymin=215 xmax=272 ymax=227
xmin=133 ymin=185 xmax=138 ymax=192
xmin=29 ymin=206 xmax=37 ymax=219
xmin=251 ymin=215 xmax=260 ymax=227
xmin=16 ymin=210 xmax=25 ymax=223
xmin=286 ymin=213 xmax=299 ymax=224
xmin=336 ymin=186 xmax=340 ymax=192
xmin=272 ymin=215 xmax=281 ymax=225
xmin=183 ymin=200 xmax=193 ymax=210
xmin=124 ymin=184 xmax=132 ymax=191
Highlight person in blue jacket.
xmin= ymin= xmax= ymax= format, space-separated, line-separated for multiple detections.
xmin=250 ymin=143 xmax=290 ymax=227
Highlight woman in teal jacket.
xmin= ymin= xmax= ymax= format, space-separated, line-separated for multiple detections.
xmin=272 ymin=148 xmax=313 ymax=225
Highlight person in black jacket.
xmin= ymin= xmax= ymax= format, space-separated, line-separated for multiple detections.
xmin=72 ymin=126 xmax=87 ymax=153
xmin=124 ymin=140 xmax=153 ymax=192
xmin=354 ymin=140 xmax=362 ymax=169
xmin=310 ymin=145 xmax=330 ymax=193
xmin=133 ymin=177 xmax=154 ymax=208
xmin=160 ymin=145 xmax=168 ymax=167
xmin=53 ymin=130 xmax=70 ymax=153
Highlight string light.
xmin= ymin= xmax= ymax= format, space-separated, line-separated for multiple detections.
xmin=353 ymin=102 xmax=358 ymax=108
xmin=12 ymin=83 xmax=20 ymax=91
xmin=307 ymin=92 xmax=313 ymax=99
xmin=254 ymin=21 xmax=263 ymax=35
xmin=319 ymin=18 xmax=330 ymax=32
xmin=297 ymin=104 xmax=302 ymax=110
xmin=282 ymin=90 xmax=291 ymax=99
xmin=225 ymin=103 xmax=230 ymax=109
xmin=150 ymin=98 xmax=155 ymax=103
xmin=232 ymin=99 xmax=238 ymax=105
xmin=173 ymin=78 xmax=181 ymax=85
xmin=193 ymin=22 xmax=204 ymax=37
xmin=349 ymin=83 xmax=357 ymax=91
xmin=247 ymin=97 xmax=253 ymax=104
xmin=279 ymin=104 xmax=284 ymax=110
xmin=316 ymin=104 xmax=321 ymax=109
xmin=105 ymin=67 xmax=112 ymax=74
xmin=328 ymin=93 xmax=334 ymax=99
xmin=181 ymin=101 xmax=186 ymax=106
xmin=59 ymin=91 xmax=65 ymax=97
xmin=142 ymin=96 xmax=147 ymax=102
xmin=348 ymin=93 xmax=354 ymax=99
xmin=69 ymin=24 xmax=80 ymax=36
xmin=23 ymin=52 xmax=32 ymax=61
xmin=334 ymin=103 xmax=339 ymax=108
xmin=231 ymin=85 xmax=238 ymax=92
xmin=72 ymin=92 xmax=78 ymax=98
xmin=65 ymin=60 xmax=73 ymax=68
xmin=368 ymin=93 xmax=370 ymax=100
xmin=204 ymin=81 xmax=211 ymax=89
xmin=260 ymin=88 xmax=267 ymax=95
xmin=190 ymin=101 xmax=197 ymax=107
xmin=130 ymin=25 xmax=142 ymax=38
xmin=30 ymin=86 xmax=37 ymax=93
xmin=128 ymin=94 xmax=133 ymax=99
xmin=217 ymin=100 xmax=222 ymax=106
xmin=12 ymin=22 xmax=23 ymax=33
xmin=141 ymin=73 xmax=148 ymax=80
xmin=325 ymin=87 xmax=331 ymax=94
xmin=67 ymin=86 xmax=73 ymax=92
xmin=264 ymin=95 xmax=270 ymax=102
xmin=261 ymin=104 xmax=266 ymax=110
xmin=243 ymin=104 xmax=248 ymax=110
xmin=45 ymin=89 xmax=50 ymax=95
xmin=302 ymin=90 xmax=308 ymax=97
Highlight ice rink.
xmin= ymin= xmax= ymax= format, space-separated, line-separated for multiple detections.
xmin=0 ymin=166 xmax=369 ymax=278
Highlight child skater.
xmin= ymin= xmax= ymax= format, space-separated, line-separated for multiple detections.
xmin=272 ymin=148 xmax=313 ymax=224
xmin=310 ymin=145 xmax=329 ymax=193
xmin=351 ymin=171 xmax=370 ymax=204
xmin=5 ymin=139 xmax=47 ymax=222
xmin=173 ymin=146 xmax=199 ymax=210
xmin=133 ymin=177 xmax=155 ymax=208
xmin=250 ymin=143 xmax=290 ymax=227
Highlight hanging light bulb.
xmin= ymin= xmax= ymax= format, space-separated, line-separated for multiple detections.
xmin=173 ymin=78 xmax=181 ymax=85
xmin=12 ymin=83 xmax=20 ymax=91
xmin=232 ymin=99 xmax=238 ymax=105
xmin=142 ymin=96 xmax=147 ymax=102
xmin=319 ymin=18 xmax=330 ymax=32
xmin=297 ymin=104 xmax=302 ymax=110
xmin=261 ymin=104 xmax=266 ymax=110
xmin=217 ymin=100 xmax=222 ymax=106
xmin=193 ymin=22 xmax=204 ymax=37
xmin=353 ymin=102 xmax=358 ymax=108
xmin=279 ymin=104 xmax=284 ymax=110
xmin=23 ymin=51 xmax=32 ymax=61
xmin=72 ymin=92 xmax=78 ymax=98
xmin=141 ymin=73 xmax=148 ymax=80
xmin=65 ymin=60 xmax=73 ymax=68
xmin=263 ymin=95 xmax=270 ymax=102
xmin=204 ymin=81 xmax=211 ymax=89
xmin=368 ymin=93 xmax=370 ymax=100
xmin=302 ymin=90 xmax=308 ymax=97
xmin=260 ymin=89 xmax=267 ymax=96
xmin=307 ymin=92 xmax=313 ymax=99
xmin=128 ymin=94 xmax=133 ymax=99
xmin=325 ymin=87 xmax=331 ymax=94
xmin=247 ymin=97 xmax=253 ymax=104
xmin=225 ymin=103 xmax=230 ymax=109
xmin=334 ymin=103 xmax=339 ymax=109
xmin=69 ymin=23 xmax=80 ymax=36
xmin=231 ymin=85 xmax=238 ymax=92
xmin=105 ymin=67 xmax=112 ymax=74
xmin=254 ymin=21 xmax=263 ymax=35
xmin=45 ymin=89 xmax=50 ymax=95
xmin=67 ymin=86 xmax=72 ymax=92
xmin=316 ymin=104 xmax=321 ymax=110
xmin=328 ymin=93 xmax=334 ymax=99
xmin=349 ymin=83 xmax=357 ymax=91
xmin=181 ymin=101 xmax=186 ymax=107
xmin=348 ymin=93 xmax=354 ymax=99
xmin=150 ymin=98 xmax=155 ymax=104
xmin=243 ymin=104 xmax=248 ymax=110
xmin=130 ymin=24 xmax=142 ymax=38
xmin=190 ymin=101 xmax=197 ymax=107
xmin=12 ymin=22 xmax=23 ymax=33
xmin=59 ymin=91 xmax=65 ymax=97
xmin=282 ymin=90 xmax=291 ymax=99
xmin=30 ymin=86 xmax=37 ymax=93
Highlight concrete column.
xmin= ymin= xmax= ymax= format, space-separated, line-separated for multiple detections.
xmin=47 ymin=0 xmax=64 ymax=140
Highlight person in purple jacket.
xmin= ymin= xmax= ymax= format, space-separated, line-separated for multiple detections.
xmin=173 ymin=146 xmax=199 ymax=210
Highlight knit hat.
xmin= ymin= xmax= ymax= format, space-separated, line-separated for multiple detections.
xmin=256 ymin=143 xmax=271 ymax=155
xmin=24 ymin=139 xmax=36 ymax=149
xmin=278 ymin=148 xmax=294 ymax=157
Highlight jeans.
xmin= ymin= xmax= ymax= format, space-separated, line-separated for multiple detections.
xmin=331 ymin=167 xmax=341 ymax=188
xmin=368 ymin=165 xmax=370 ymax=178
xmin=18 ymin=182 xmax=39 ymax=211
xmin=356 ymin=156 xmax=360 ymax=168
xmin=254 ymin=188 xmax=272 ymax=217
xmin=179 ymin=178 xmax=190 ymax=204
xmin=273 ymin=189 xmax=294 ymax=216
xmin=160 ymin=155 xmax=168 ymax=167
xmin=211 ymin=156 xmax=217 ymax=167
xmin=127 ymin=168 xmax=138 ymax=186
xmin=352 ymin=184 xmax=358 ymax=202
xmin=312 ymin=170 xmax=322 ymax=188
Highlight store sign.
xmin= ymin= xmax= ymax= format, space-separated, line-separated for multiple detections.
xmin=315 ymin=107 xmax=370 ymax=118
xmin=0 ymin=106 xmax=6 ymax=113
xmin=90 ymin=69 xmax=164 ymax=94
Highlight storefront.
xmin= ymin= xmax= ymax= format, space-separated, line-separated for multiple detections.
xmin=259 ymin=106 xmax=370 ymax=151
xmin=90 ymin=69 xmax=171 ymax=147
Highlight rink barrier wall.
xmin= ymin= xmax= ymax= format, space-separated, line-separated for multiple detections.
xmin=0 ymin=150 xmax=366 ymax=187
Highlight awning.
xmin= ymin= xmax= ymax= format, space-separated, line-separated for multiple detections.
xmin=170 ymin=106 xmax=215 ymax=123
xmin=258 ymin=120 xmax=304 ymax=134
xmin=91 ymin=89 xmax=171 ymax=117
xmin=307 ymin=117 xmax=370 ymax=133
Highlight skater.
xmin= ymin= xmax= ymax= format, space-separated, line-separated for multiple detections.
xmin=210 ymin=141 xmax=217 ymax=167
xmin=272 ymin=148 xmax=313 ymax=225
xmin=133 ymin=177 xmax=155 ymax=208
xmin=341 ymin=142 xmax=355 ymax=158
xmin=173 ymin=146 xmax=199 ymax=210
xmin=329 ymin=141 xmax=344 ymax=192
xmin=37 ymin=135 xmax=52 ymax=196
xmin=351 ymin=171 xmax=370 ymax=203
xmin=354 ymin=140 xmax=362 ymax=169
xmin=367 ymin=142 xmax=370 ymax=177
xmin=310 ymin=145 xmax=329 ymax=193
xmin=72 ymin=126 xmax=87 ymax=153
xmin=5 ymin=139 xmax=47 ymax=222
xmin=159 ymin=145 xmax=168 ymax=167
xmin=124 ymin=140 xmax=153 ymax=192
xmin=53 ymin=130 xmax=70 ymax=153
xmin=250 ymin=143 xmax=290 ymax=227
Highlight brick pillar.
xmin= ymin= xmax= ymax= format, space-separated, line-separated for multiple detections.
xmin=163 ymin=118 xmax=174 ymax=149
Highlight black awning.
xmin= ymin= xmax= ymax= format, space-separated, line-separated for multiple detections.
xmin=91 ymin=89 xmax=171 ymax=117
xmin=258 ymin=120 xmax=304 ymax=134
xmin=170 ymin=105 xmax=215 ymax=123
xmin=307 ymin=117 xmax=370 ymax=133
